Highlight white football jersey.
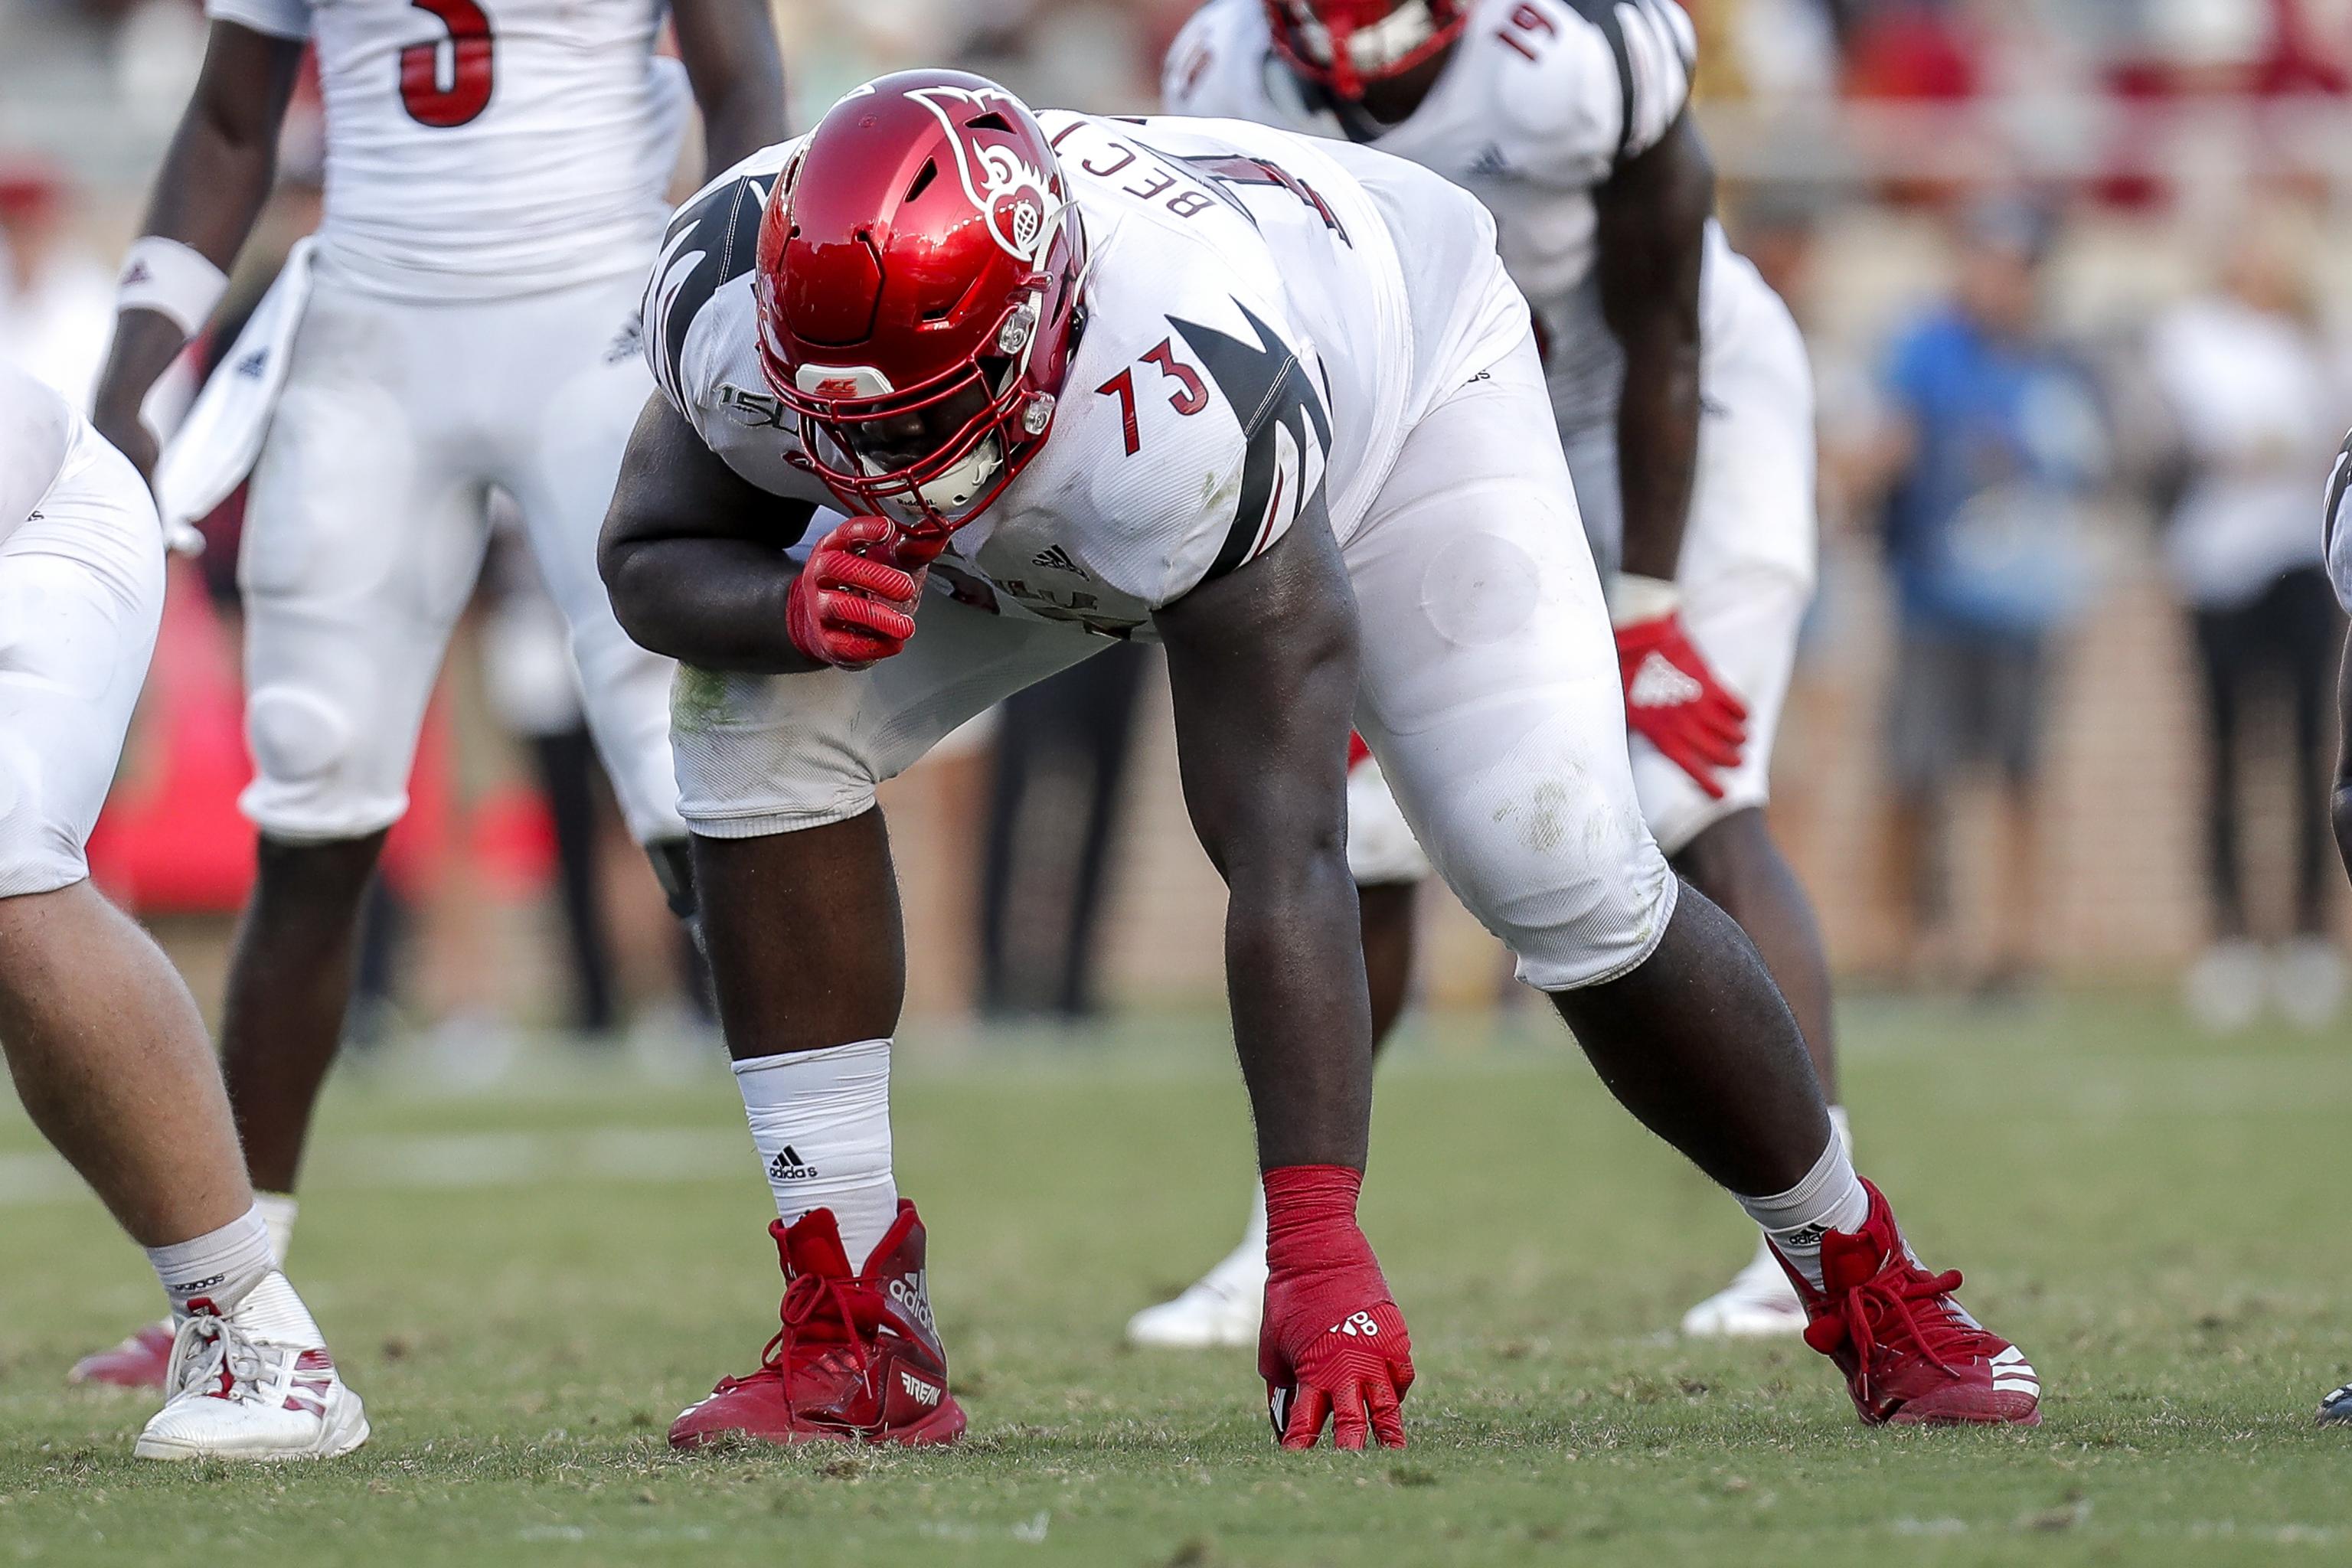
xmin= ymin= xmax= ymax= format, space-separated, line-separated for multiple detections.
xmin=1165 ymin=0 xmax=1730 ymax=436
xmin=0 ymin=360 xmax=74 ymax=545
xmin=647 ymin=111 xmax=1519 ymax=637
xmin=206 ymin=0 xmax=688 ymax=300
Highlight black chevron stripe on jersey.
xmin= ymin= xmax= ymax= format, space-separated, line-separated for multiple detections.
xmin=1168 ymin=300 xmax=1331 ymax=582
xmin=1563 ymin=0 xmax=1640 ymax=160
xmin=2326 ymin=428 xmax=2352 ymax=560
xmin=651 ymin=173 xmax=769 ymax=407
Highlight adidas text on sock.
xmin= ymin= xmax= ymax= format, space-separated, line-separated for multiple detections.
xmin=735 ymin=1039 xmax=899 ymax=1263
xmin=146 ymin=1203 xmax=276 ymax=1316
xmin=1735 ymin=1131 xmax=1869 ymax=1290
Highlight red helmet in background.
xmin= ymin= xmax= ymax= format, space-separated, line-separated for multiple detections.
xmin=1263 ymin=1 xmax=1470 ymax=100
xmin=756 ymin=70 xmax=1087 ymax=534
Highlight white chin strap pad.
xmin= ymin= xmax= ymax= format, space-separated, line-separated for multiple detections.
xmin=911 ymin=436 xmax=1003 ymax=515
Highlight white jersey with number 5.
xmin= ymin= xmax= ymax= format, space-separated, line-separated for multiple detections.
xmin=647 ymin=110 xmax=1524 ymax=635
xmin=204 ymin=0 xmax=688 ymax=299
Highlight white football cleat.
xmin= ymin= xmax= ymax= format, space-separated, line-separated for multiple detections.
xmin=1126 ymin=1236 xmax=1266 ymax=1349
xmin=1681 ymin=1236 xmax=1809 ymax=1339
xmin=134 ymin=1272 xmax=368 ymax=1462
xmin=2184 ymin=940 xmax=2265 ymax=1034
xmin=2275 ymin=936 xmax=2347 ymax=1031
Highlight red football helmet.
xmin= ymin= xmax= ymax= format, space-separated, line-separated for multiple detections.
xmin=1263 ymin=1 xmax=1471 ymax=100
xmin=756 ymin=70 xmax=1088 ymax=534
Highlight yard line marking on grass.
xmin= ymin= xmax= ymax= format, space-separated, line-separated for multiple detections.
xmin=0 ymin=1128 xmax=746 ymax=1208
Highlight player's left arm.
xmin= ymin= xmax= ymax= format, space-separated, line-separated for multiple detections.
xmin=669 ymin=0 xmax=788 ymax=175
xmin=1595 ymin=110 xmax=1747 ymax=793
xmin=1154 ymin=503 xmax=1414 ymax=1452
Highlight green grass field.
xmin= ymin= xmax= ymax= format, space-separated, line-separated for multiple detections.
xmin=3 ymin=994 xmax=2350 ymax=1566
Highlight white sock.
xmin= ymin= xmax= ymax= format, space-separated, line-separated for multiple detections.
xmin=735 ymin=1039 xmax=897 ymax=1265
xmin=1828 ymin=1103 xmax=1853 ymax=1158
xmin=1735 ymin=1128 xmax=1869 ymax=1290
xmin=256 ymin=1191 xmax=299 ymax=1266
xmin=146 ymin=1203 xmax=276 ymax=1317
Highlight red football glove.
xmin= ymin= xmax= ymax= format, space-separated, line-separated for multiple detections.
xmin=1612 ymin=576 xmax=1747 ymax=799
xmin=1259 ymin=1165 xmax=1413 ymax=1451
xmin=785 ymin=515 xmax=947 ymax=670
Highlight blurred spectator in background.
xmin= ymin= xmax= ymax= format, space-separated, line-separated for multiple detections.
xmin=2145 ymin=211 xmax=2346 ymax=1031
xmin=0 ymin=158 xmax=112 ymax=406
xmin=1868 ymin=197 xmax=2106 ymax=994
xmin=977 ymin=645 xmax=1150 ymax=1021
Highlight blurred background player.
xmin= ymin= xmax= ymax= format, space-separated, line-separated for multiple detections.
xmin=69 ymin=0 xmax=786 ymax=1387
xmin=0 ymin=358 xmax=364 ymax=1461
xmin=1145 ymin=0 xmax=1840 ymax=1344
xmin=1864 ymin=199 xmax=2105 ymax=997
xmin=2148 ymin=217 xmax=2346 ymax=1033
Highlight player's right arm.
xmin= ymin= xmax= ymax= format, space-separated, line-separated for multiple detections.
xmin=88 ymin=19 xmax=304 ymax=485
xmin=598 ymin=394 xmax=825 ymax=674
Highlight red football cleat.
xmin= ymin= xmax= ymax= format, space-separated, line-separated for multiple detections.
xmin=69 ymin=1321 xmax=174 ymax=1390
xmin=670 ymin=1200 xmax=965 ymax=1449
xmin=1774 ymin=1179 xmax=2042 ymax=1427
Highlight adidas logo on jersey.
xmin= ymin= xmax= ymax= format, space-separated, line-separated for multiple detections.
xmin=1465 ymin=142 xmax=1512 ymax=180
xmin=1628 ymin=651 xmax=1704 ymax=709
xmin=767 ymin=1145 xmax=818 ymax=1182
xmin=1030 ymin=543 xmax=1087 ymax=577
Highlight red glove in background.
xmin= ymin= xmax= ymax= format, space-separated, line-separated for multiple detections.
xmin=1614 ymin=590 xmax=1748 ymax=800
xmin=1259 ymin=1165 xmax=1413 ymax=1451
xmin=784 ymin=515 xmax=946 ymax=670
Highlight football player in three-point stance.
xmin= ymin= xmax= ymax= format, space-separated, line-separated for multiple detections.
xmin=1139 ymin=0 xmax=1845 ymax=1347
xmin=2 ymin=361 xmax=364 ymax=1461
xmin=600 ymin=69 xmax=2040 ymax=1449
xmin=72 ymin=0 xmax=786 ymax=1390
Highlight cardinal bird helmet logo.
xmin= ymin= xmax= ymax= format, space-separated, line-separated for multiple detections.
xmin=908 ymin=83 xmax=1063 ymax=267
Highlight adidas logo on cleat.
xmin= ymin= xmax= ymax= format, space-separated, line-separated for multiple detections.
xmin=1990 ymin=1345 xmax=2039 ymax=1395
xmin=888 ymin=1271 xmax=937 ymax=1338
xmin=899 ymin=1370 xmax=942 ymax=1407
xmin=767 ymin=1146 xmax=819 ymax=1182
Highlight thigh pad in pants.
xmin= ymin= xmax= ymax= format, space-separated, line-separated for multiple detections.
xmin=1344 ymin=335 xmax=1676 ymax=991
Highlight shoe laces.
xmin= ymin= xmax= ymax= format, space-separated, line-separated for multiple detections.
xmin=1807 ymin=1251 xmax=1984 ymax=1402
xmin=735 ymin=1273 xmax=873 ymax=1406
xmin=168 ymin=1312 xmax=273 ymax=1406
